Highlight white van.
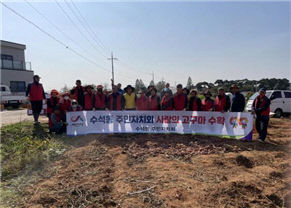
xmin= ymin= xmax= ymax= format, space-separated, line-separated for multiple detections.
xmin=245 ymin=90 xmax=291 ymax=117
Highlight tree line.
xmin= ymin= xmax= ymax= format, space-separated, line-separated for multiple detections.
xmin=135 ymin=77 xmax=290 ymax=93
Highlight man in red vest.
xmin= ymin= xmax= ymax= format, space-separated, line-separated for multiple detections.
xmin=136 ymin=89 xmax=149 ymax=110
xmin=84 ymin=85 xmax=94 ymax=110
xmin=148 ymin=88 xmax=160 ymax=110
xmin=215 ymin=87 xmax=230 ymax=112
xmin=252 ymin=88 xmax=270 ymax=142
xmin=173 ymin=84 xmax=188 ymax=111
xmin=26 ymin=75 xmax=45 ymax=125
xmin=94 ymin=85 xmax=106 ymax=110
xmin=71 ymin=80 xmax=85 ymax=108
xmin=107 ymin=85 xmax=124 ymax=110
xmin=188 ymin=89 xmax=202 ymax=111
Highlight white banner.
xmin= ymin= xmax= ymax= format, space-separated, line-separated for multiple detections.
xmin=67 ymin=111 xmax=253 ymax=140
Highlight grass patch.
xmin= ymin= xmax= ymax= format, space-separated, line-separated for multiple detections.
xmin=1 ymin=121 xmax=66 ymax=180
xmin=1 ymin=121 xmax=69 ymax=207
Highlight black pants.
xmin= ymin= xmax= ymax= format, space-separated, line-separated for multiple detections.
xmin=255 ymin=115 xmax=269 ymax=141
xmin=31 ymin=100 xmax=43 ymax=122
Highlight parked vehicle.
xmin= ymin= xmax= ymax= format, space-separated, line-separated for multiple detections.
xmin=0 ymin=85 xmax=27 ymax=108
xmin=245 ymin=90 xmax=291 ymax=117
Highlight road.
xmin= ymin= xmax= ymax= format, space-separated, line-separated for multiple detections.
xmin=0 ymin=109 xmax=47 ymax=127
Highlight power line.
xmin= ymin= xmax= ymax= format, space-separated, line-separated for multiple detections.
xmin=69 ymin=0 xmax=110 ymax=54
xmin=54 ymin=0 xmax=107 ymax=59
xmin=24 ymin=0 xmax=96 ymax=58
xmin=1 ymin=1 xmax=166 ymax=85
xmin=1 ymin=1 xmax=110 ymax=73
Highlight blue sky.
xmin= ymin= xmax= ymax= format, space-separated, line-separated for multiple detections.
xmin=1 ymin=1 xmax=290 ymax=91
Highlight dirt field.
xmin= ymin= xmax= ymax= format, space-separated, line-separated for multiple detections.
xmin=19 ymin=118 xmax=291 ymax=207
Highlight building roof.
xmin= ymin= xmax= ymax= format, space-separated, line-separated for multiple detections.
xmin=0 ymin=40 xmax=26 ymax=50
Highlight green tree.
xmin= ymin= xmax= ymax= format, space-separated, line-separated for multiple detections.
xmin=156 ymin=80 xmax=166 ymax=92
xmin=149 ymin=80 xmax=155 ymax=87
xmin=186 ymin=76 xmax=194 ymax=89
xmin=60 ymin=84 xmax=69 ymax=93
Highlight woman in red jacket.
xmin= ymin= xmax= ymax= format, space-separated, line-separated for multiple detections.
xmin=161 ymin=89 xmax=173 ymax=110
xmin=202 ymin=91 xmax=215 ymax=111
xmin=84 ymin=85 xmax=94 ymax=110
xmin=59 ymin=92 xmax=71 ymax=112
xmin=59 ymin=92 xmax=71 ymax=121
xmin=148 ymin=88 xmax=160 ymax=110
xmin=47 ymin=89 xmax=60 ymax=117
xmin=136 ymin=90 xmax=149 ymax=110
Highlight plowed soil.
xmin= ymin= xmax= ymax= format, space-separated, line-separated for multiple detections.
xmin=23 ymin=118 xmax=291 ymax=208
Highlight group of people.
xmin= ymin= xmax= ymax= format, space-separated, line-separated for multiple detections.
xmin=26 ymin=75 xmax=270 ymax=142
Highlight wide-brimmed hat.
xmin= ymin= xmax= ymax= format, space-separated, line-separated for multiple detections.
xmin=190 ymin=89 xmax=198 ymax=94
xmin=124 ymin=85 xmax=135 ymax=92
xmin=85 ymin=85 xmax=93 ymax=89
xmin=218 ymin=87 xmax=225 ymax=91
xmin=230 ymin=84 xmax=239 ymax=89
xmin=97 ymin=85 xmax=103 ymax=89
xmin=259 ymin=87 xmax=266 ymax=92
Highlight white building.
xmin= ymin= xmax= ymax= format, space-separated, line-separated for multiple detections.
xmin=1 ymin=40 xmax=34 ymax=94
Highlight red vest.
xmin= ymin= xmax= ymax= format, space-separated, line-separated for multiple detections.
xmin=202 ymin=98 xmax=214 ymax=111
xmin=60 ymin=99 xmax=71 ymax=112
xmin=108 ymin=93 xmax=122 ymax=110
xmin=254 ymin=96 xmax=270 ymax=116
xmin=73 ymin=86 xmax=84 ymax=100
xmin=215 ymin=95 xmax=226 ymax=111
xmin=136 ymin=96 xmax=149 ymax=110
xmin=95 ymin=93 xmax=106 ymax=109
xmin=29 ymin=83 xmax=44 ymax=101
xmin=173 ymin=93 xmax=186 ymax=110
xmin=84 ymin=93 xmax=94 ymax=110
xmin=190 ymin=97 xmax=199 ymax=111
xmin=148 ymin=95 xmax=159 ymax=110
xmin=161 ymin=96 xmax=173 ymax=110
xmin=47 ymin=97 xmax=60 ymax=114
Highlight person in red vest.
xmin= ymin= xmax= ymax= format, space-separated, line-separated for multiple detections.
xmin=47 ymin=89 xmax=60 ymax=124
xmin=84 ymin=85 xmax=94 ymax=111
xmin=49 ymin=105 xmax=67 ymax=134
xmin=107 ymin=85 xmax=124 ymax=110
xmin=148 ymin=88 xmax=160 ymax=110
xmin=173 ymin=84 xmax=188 ymax=111
xmin=202 ymin=91 xmax=215 ymax=111
xmin=94 ymin=85 xmax=106 ymax=110
xmin=161 ymin=88 xmax=173 ymax=110
xmin=71 ymin=80 xmax=85 ymax=108
xmin=136 ymin=89 xmax=149 ymax=110
xmin=59 ymin=92 xmax=71 ymax=113
xmin=59 ymin=92 xmax=71 ymax=121
xmin=26 ymin=75 xmax=46 ymax=124
xmin=68 ymin=99 xmax=83 ymax=112
xmin=252 ymin=88 xmax=270 ymax=142
xmin=188 ymin=89 xmax=202 ymax=111
xmin=215 ymin=87 xmax=231 ymax=112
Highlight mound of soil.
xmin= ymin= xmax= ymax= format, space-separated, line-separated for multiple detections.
xmin=15 ymin=118 xmax=291 ymax=207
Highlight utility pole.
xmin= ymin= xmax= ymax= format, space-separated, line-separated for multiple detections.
xmin=151 ymin=71 xmax=154 ymax=83
xmin=108 ymin=52 xmax=118 ymax=86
